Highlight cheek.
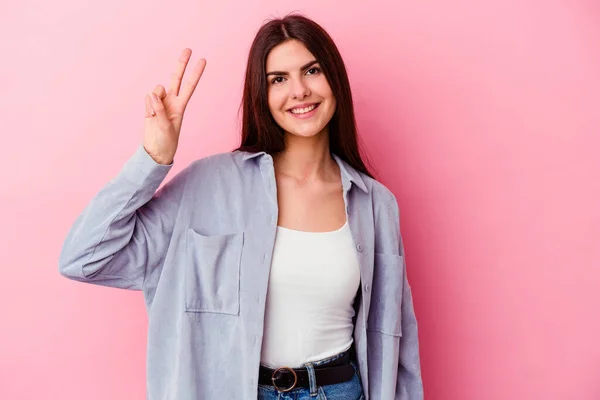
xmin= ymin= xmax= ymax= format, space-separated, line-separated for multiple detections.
xmin=313 ymin=77 xmax=334 ymax=99
xmin=267 ymin=89 xmax=285 ymax=113
xmin=267 ymin=92 xmax=276 ymax=115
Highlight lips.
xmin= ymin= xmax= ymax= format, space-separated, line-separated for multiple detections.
xmin=287 ymin=102 xmax=320 ymax=113
xmin=287 ymin=102 xmax=321 ymax=119
xmin=288 ymin=103 xmax=321 ymax=117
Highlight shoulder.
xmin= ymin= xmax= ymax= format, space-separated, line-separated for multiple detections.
xmin=359 ymin=174 xmax=404 ymax=255
xmin=158 ymin=151 xmax=250 ymax=194
xmin=183 ymin=150 xmax=252 ymax=179
xmin=359 ymin=174 xmax=401 ymax=219
xmin=188 ymin=150 xmax=245 ymax=169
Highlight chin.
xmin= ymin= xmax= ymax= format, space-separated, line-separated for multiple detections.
xmin=286 ymin=126 xmax=325 ymax=138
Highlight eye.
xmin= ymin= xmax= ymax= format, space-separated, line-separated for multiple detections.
xmin=306 ymin=67 xmax=321 ymax=75
xmin=271 ymin=76 xmax=285 ymax=84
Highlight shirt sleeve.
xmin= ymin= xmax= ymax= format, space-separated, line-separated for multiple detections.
xmin=58 ymin=144 xmax=192 ymax=290
xmin=395 ymin=243 xmax=424 ymax=399
xmin=393 ymin=199 xmax=424 ymax=399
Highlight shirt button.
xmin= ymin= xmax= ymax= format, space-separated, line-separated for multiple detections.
xmin=365 ymin=284 xmax=371 ymax=292
xmin=356 ymin=244 xmax=363 ymax=252
xmin=262 ymin=254 xmax=267 ymax=262
xmin=346 ymin=206 xmax=350 ymax=215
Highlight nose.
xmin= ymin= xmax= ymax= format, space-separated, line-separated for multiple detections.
xmin=290 ymin=77 xmax=310 ymax=100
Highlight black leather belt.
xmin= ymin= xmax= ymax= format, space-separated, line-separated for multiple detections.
xmin=258 ymin=350 xmax=355 ymax=392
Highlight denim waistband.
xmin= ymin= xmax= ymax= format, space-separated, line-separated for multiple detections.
xmin=259 ymin=343 xmax=355 ymax=370
xmin=309 ymin=344 xmax=353 ymax=367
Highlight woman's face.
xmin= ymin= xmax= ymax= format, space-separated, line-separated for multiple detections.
xmin=265 ymin=39 xmax=336 ymax=139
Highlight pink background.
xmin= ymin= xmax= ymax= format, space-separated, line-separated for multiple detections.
xmin=2 ymin=0 xmax=599 ymax=399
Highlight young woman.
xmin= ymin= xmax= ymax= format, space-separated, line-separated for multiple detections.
xmin=59 ymin=14 xmax=423 ymax=400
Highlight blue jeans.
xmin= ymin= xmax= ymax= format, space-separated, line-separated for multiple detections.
xmin=257 ymin=348 xmax=365 ymax=400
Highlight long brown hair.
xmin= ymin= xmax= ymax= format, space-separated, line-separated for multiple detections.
xmin=234 ymin=13 xmax=374 ymax=178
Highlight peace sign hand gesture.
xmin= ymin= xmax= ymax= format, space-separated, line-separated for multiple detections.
xmin=143 ymin=48 xmax=207 ymax=165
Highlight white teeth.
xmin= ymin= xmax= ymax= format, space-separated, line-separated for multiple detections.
xmin=290 ymin=104 xmax=317 ymax=114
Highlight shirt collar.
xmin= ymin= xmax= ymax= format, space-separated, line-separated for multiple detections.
xmin=240 ymin=151 xmax=368 ymax=193
xmin=331 ymin=153 xmax=368 ymax=193
xmin=240 ymin=151 xmax=267 ymax=161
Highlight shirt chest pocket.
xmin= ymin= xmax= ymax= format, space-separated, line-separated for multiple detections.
xmin=367 ymin=253 xmax=404 ymax=337
xmin=184 ymin=229 xmax=243 ymax=316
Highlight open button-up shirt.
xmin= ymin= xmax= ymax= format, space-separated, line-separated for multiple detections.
xmin=59 ymin=145 xmax=423 ymax=399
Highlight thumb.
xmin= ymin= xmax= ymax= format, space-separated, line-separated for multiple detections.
xmin=149 ymin=92 xmax=167 ymax=119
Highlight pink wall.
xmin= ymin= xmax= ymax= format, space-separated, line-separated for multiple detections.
xmin=2 ymin=0 xmax=599 ymax=398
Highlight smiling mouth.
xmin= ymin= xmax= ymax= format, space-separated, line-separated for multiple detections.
xmin=288 ymin=103 xmax=320 ymax=115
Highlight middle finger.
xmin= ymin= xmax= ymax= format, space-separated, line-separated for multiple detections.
xmin=169 ymin=48 xmax=192 ymax=96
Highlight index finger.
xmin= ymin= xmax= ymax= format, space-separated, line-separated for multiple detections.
xmin=169 ymin=48 xmax=192 ymax=96
xmin=178 ymin=57 xmax=207 ymax=105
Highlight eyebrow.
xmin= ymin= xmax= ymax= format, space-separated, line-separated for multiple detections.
xmin=266 ymin=60 xmax=319 ymax=77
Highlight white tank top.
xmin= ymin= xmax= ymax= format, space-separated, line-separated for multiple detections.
xmin=259 ymin=221 xmax=361 ymax=368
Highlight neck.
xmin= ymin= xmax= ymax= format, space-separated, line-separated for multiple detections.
xmin=273 ymin=129 xmax=337 ymax=183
